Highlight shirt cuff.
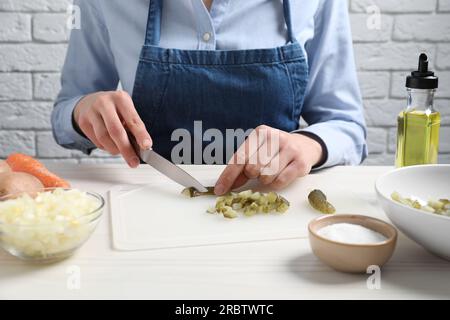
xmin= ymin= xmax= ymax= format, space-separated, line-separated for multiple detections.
xmin=293 ymin=130 xmax=328 ymax=169
xmin=52 ymin=95 xmax=97 ymax=155
xmin=292 ymin=122 xmax=367 ymax=170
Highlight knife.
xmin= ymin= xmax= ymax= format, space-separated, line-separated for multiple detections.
xmin=128 ymin=133 xmax=208 ymax=193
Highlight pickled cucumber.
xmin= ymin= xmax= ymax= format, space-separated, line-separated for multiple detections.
xmin=182 ymin=187 xmax=290 ymax=219
xmin=181 ymin=186 xmax=215 ymax=198
xmin=212 ymin=190 xmax=290 ymax=219
xmin=391 ymin=192 xmax=450 ymax=216
xmin=308 ymin=189 xmax=336 ymax=214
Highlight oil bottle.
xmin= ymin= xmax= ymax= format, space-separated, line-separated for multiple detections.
xmin=395 ymin=53 xmax=440 ymax=167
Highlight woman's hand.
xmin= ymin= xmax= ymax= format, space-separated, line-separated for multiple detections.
xmin=73 ymin=91 xmax=152 ymax=168
xmin=214 ymin=125 xmax=324 ymax=195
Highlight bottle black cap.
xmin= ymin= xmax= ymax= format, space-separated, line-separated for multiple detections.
xmin=406 ymin=53 xmax=438 ymax=89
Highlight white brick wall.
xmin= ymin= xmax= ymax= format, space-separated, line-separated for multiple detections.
xmin=33 ymin=13 xmax=69 ymax=42
xmin=0 ymin=13 xmax=31 ymax=41
xmin=0 ymin=0 xmax=72 ymax=12
xmin=0 ymin=0 xmax=448 ymax=165
xmin=350 ymin=0 xmax=450 ymax=165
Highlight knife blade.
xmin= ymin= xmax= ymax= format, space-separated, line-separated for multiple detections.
xmin=128 ymin=134 xmax=208 ymax=193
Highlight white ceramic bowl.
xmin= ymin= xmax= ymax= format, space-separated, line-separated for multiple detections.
xmin=375 ymin=165 xmax=450 ymax=260
xmin=309 ymin=214 xmax=397 ymax=273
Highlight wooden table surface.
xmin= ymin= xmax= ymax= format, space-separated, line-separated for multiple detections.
xmin=1 ymin=165 xmax=449 ymax=300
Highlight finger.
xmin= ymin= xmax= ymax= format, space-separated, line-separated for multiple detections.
xmin=244 ymin=129 xmax=281 ymax=179
xmin=231 ymin=126 xmax=266 ymax=165
xmin=91 ymin=114 xmax=120 ymax=155
xmin=269 ymin=160 xmax=307 ymax=190
xmin=214 ymin=164 xmax=243 ymax=195
xmin=78 ymin=121 xmax=104 ymax=150
xmin=231 ymin=172 xmax=249 ymax=190
xmin=259 ymin=146 xmax=294 ymax=185
xmin=215 ymin=128 xmax=265 ymax=195
xmin=114 ymin=91 xmax=152 ymax=150
xmin=243 ymin=141 xmax=266 ymax=179
xmin=99 ymin=107 xmax=140 ymax=168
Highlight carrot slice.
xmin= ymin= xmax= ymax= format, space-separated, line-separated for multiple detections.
xmin=6 ymin=153 xmax=71 ymax=188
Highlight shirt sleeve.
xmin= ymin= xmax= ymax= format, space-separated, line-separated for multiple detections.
xmin=294 ymin=0 xmax=368 ymax=169
xmin=51 ymin=0 xmax=120 ymax=154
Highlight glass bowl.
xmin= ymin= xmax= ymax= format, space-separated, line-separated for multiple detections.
xmin=0 ymin=188 xmax=104 ymax=263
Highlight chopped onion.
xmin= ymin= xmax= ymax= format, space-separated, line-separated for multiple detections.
xmin=0 ymin=189 xmax=102 ymax=258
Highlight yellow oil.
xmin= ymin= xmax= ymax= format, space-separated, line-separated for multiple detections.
xmin=395 ymin=110 xmax=441 ymax=167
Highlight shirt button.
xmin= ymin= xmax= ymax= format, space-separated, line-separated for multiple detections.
xmin=202 ymin=32 xmax=212 ymax=42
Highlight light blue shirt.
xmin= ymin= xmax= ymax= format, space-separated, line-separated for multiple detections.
xmin=52 ymin=0 xmax=368 ymax=168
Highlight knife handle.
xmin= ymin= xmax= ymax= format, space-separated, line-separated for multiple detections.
xmin=126 ymin=131 xmax=144 ymax=162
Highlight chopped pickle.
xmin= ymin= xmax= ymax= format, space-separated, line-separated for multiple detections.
xmin=412 ymin=200 xmax=422 ymax=209
xmin=238 ymin=190 xmax=252 ymax=198
xmin=308 ymin=189 xmax=336 ymax=214
xmin=181 ymin=186 xmax=215 ymax=198
xmin=391 ymin=191 xmax=401 ymax=202
xmin=222 ymin=206 xmax=238 ymax=219
xmin=182 ymin=188 xmax=290 ymax=219
xmin=232 ymin=203 xmax=243 ymax=210
xmin=277 ymin=197 xmax=290 ymax=213
xmin=243 ymin=202 xmax=259 ymax=217
xmin=206 ymin=206 xmax=216 ymax=214
xmin=223 ymin=191 xmax=288 ymax=218
xmin=428 ymin=199 xmax=444 ymax=211
xmin=391 ymin=192 xmax=450 ymax=216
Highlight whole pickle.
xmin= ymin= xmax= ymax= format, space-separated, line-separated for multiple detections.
xmin=308 ymin=189 xmax=336 ymax=214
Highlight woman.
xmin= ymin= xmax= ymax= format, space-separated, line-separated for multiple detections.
xmin=52 ymin=0 xmax=367 ymax=195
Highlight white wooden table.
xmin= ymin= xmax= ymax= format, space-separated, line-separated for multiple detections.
xmin=1 ymin=165 xmax=449 ymax=300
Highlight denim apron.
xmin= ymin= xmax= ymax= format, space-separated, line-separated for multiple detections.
xmin=132 ymin=0 xmax=309 ymax=164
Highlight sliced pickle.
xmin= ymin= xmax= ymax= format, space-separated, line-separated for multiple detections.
xmin=181 ymin=186 xmax=215 ymax=198
xmin=391 ymin=192 xmax=450 ymax=216
xmin=182 ymin=188 xmax=290 ymax=219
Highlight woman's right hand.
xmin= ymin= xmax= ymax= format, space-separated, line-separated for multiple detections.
xmin=73 ymin=90 xmax=152 ymax=168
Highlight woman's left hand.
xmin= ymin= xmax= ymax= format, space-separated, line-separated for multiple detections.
xmin=214 ymin=125 xmax=324 ymax=195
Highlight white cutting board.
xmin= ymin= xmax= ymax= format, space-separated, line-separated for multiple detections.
xmin=109 ymin=175 xmax=385 ymax=251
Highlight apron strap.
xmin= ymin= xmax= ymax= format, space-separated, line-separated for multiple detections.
xmin=283 ymin=0 xmax=297 ymax=44
xmin=144 ymin=0 xmax=162 ymax=46
xmin=144 ymin=0 xmax=296 ymax=46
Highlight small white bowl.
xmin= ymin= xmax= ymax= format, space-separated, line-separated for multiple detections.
xmin=375 ymin=165 xmax=450 ymax=260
